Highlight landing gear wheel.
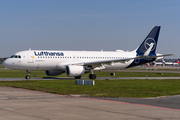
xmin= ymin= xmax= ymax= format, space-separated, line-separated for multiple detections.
xmin=74 ymin=76 xmax=81 ymax=79
xmin=25 ymin=70 xmax=31 ymax=80
xmin=89 ymin=74 xmax=96 ymax=79
xmin=25 ymin=75 xmax=30 ymax=80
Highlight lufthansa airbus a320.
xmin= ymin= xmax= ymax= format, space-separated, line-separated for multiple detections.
xmin=3 ymin=26 xmax=172 ymax=79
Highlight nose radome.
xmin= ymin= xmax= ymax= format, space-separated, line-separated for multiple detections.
xmin=3 ymin=59 xmax=10 ymax=67
xmin=3 ymin=59 xmax=7 ymax=67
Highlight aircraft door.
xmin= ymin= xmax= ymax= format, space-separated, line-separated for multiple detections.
xmin=28 ymin=52 xmax=34 ymax=63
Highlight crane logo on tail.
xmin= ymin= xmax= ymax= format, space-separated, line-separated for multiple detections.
xmin=144 ymin=38 xmax=156 ymax=51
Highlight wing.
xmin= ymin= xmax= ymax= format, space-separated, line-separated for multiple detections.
xmin=72 ymin=56 xmax=143 ymax=69
xmin=72 ymin=54 xmax=174 ymax=70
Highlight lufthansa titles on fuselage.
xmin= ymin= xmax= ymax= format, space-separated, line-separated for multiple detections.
xmin=34 ymin=51 xmax=64 ymax=56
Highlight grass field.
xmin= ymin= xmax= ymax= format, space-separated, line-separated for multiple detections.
xmin=0 ymin=69 xmax=180 ymax=98
xmin=0 ymin=79 xmax=180 ymax=98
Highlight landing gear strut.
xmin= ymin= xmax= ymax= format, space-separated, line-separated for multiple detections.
xmin=25 ymin=70 xmax=31 ymax=80
xmin=89 ymin=69 xmax=97 ymax=79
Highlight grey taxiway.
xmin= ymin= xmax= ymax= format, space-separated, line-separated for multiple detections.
xmin=0 ymin=87 xmax=180 ymax=120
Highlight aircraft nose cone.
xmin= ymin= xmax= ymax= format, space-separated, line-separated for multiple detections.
xmin=3 ymin=59 xmax=11 ymax=67
xmin=3 ymin=60 xmax=7 ymax=67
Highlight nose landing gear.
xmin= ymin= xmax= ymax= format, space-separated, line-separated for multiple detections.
xmin=25 ymin=70 xmax=31 ymax=79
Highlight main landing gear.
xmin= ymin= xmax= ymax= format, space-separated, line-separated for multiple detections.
xmin=74 ymin=74 xmax=96 ymax=79
xmin=25 ymin=70 xmax=31 ymax=80
xmin=89 ymin=74 xmax=96 ymax=79
xmin=74 ymin=76 xmax=81 ymax=79
xmin=74 ymin=70 xmax=97 ymax=79
xmin=89 ymin=69 xmax=96 ymax=79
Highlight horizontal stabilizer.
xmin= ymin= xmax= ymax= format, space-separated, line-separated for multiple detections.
xmin=147 ymin=54 xmax=174 ymax=59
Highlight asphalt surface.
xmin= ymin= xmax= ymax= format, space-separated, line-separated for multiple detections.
xmin=92 ymin=95 xmax=180 ymax=110
xmin=0 ymin=87 xmax=180 ymax=120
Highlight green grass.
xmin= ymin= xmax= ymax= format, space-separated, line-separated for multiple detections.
xmin=1 ymin=69 xmax=180 ymax=78
xmin=0 ymin=79 xmax=180 ymax=97
xmin=1 ymin=69 xmax=180 ymax=98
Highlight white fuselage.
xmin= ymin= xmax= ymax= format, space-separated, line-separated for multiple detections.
xmin=4 ymin=50 xmax=136 ymax=71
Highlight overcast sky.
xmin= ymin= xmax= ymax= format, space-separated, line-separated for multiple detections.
xmin=0 ymin=0 xmax=180 ymax=58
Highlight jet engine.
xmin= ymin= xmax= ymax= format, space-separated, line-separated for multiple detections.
xmin=45 ymin=70 xmax=63 ymax=76
xmin=65 ymin=65 xmax=85 ymax=77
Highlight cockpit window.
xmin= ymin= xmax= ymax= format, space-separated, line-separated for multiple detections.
xmin=10 ymin=55 xmax=21 ymax=58
xmin=10 ymin=55 xmax=14 ymax=58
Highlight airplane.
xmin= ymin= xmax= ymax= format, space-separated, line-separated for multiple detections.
xmin=177 ymin=60 xmax=180 ymax=65
xmin=162 ymin=59 xmax=177 ymax=65
xmin=3 ymin=26 xmax=173 ymax=79
xmin=151 ymin=59 xmax=180 ymax=66
xmin=152 ymin=61 xmax=163 ymax=66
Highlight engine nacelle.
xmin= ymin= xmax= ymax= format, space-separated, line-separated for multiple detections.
xmin=45 ymin=70 xmax=63 ymax=76
xmin=65 ymin=65 xmax=85 ymax=77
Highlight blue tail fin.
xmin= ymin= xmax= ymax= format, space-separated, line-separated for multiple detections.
xmin=136 ymin=26 xmax=161 ymax=56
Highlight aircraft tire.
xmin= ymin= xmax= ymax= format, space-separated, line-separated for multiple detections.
xmin=89 ymin=74 xmax=96 ymax=79
xmin=74 ymin=76 xmax=81 ymax=79
xmin=25 ymin=75 xmax=30 ymax=80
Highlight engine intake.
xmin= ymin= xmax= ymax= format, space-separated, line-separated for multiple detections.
xmin=66 ymin=65 xmax=85 ymax=77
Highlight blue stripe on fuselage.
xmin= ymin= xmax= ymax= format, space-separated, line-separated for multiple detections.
xmin=126 ymin=55 xmax=156 ymax=68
